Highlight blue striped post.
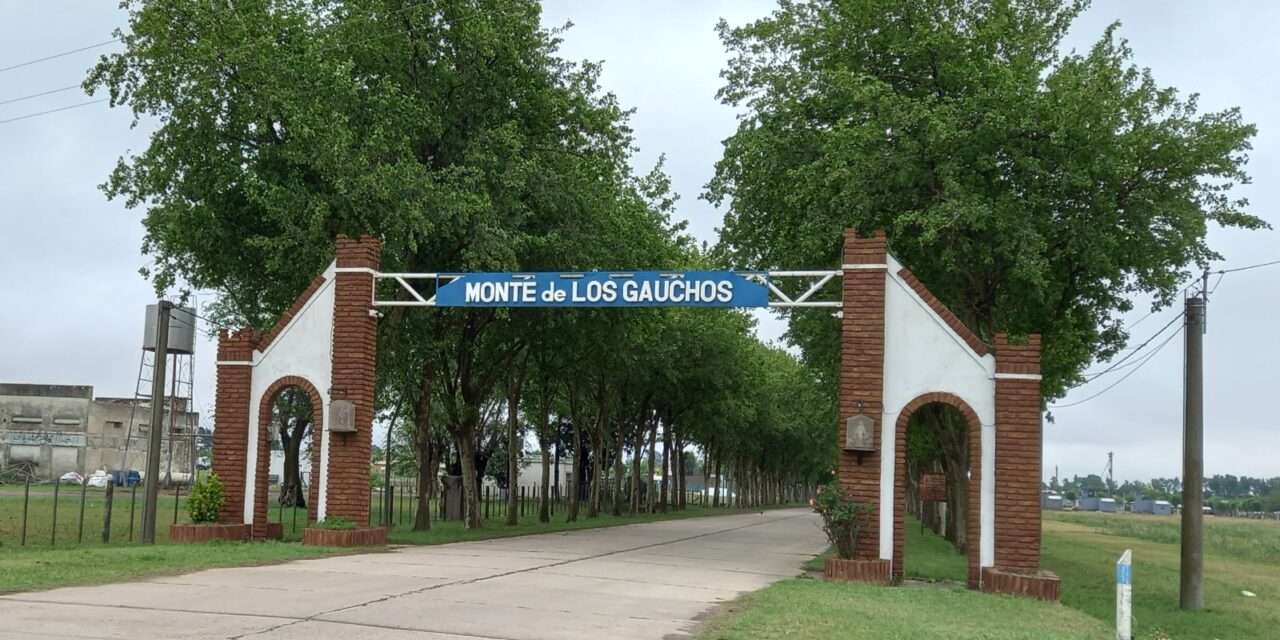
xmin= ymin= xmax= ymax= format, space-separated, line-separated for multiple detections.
xmin=1116 ymin=549 xmax=1132 ymax=640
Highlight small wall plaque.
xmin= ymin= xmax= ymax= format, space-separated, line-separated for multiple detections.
xmin=329 ymin=399 xmax=356 ymax=433
xmin=844 ymin=414 xmax=875 ymax=452
xmin=919 ymin=472 xmax=947 ymax=502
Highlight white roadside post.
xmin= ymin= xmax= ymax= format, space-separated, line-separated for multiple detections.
xmin=1116 ymin=549 xmax=1133 ymax=640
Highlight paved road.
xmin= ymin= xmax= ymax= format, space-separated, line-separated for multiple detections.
xmin=0 ymin=508 xmax=824 ymax=640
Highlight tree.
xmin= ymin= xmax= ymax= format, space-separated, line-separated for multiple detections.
xmin=708 ymin=0 xmax=1266 ymax=399
xmin=273 ymin=387 xmax=311 ymax=507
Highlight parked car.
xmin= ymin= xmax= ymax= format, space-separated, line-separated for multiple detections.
xmin=59 ymin=471 xmax=84 ymax=485
xmin=110 ymin=469 xmax=142 ymax=487
xmin=86 ymin=471 xmax=112 ymax=488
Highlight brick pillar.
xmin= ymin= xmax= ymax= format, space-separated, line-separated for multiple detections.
xmin=838 ymin=229 xmax=888 ymax=562
xmin=324 ymin=235 xmax=381 ymax=523
xmin=212 ymin=329 xmax=257 ymax=524
xmin=993 ymin=333 xmax=1043 ymax=573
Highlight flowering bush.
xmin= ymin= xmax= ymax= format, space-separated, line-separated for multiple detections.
xmin=812 ymin=480 xmax=874 ymax=559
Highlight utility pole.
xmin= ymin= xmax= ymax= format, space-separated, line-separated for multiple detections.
xmin=1180 ymin=276 xmax=1206 ymax=610
xmin=141 ymin=301 xmax=172 ymax=544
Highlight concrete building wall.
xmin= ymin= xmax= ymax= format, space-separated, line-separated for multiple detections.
xmin=0 ymin=384 xmax=198 ymax=481
xmin=0 ymin=383 xmax=92 ymax=480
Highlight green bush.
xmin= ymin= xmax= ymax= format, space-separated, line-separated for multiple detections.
xmin=187 ymin=473 xmax=225 ymax=524
xmin=812 ymin=480 xmax=874 ymax=559
xmin=313 ymin=517 xmax=357 ymax=530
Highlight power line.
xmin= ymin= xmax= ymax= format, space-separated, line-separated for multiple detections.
xmin=0 ymin=84 xmax=82 ymax=106
xmin=1217 ymin=258 xmax=1280 ymax=275
xmin=1054 ymin=323 xmax=1184 ymax=409
xmin=1082 ymin=310 xmax=1186 ymax=383
xmin=0 ymin=98 xmax=107 ymax=124
xmin=0 ymin=38 xmax=121 ymax=73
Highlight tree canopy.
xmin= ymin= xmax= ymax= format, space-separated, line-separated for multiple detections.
xmin=707 ymin=0 xmax=1267 ymax=397
xmin=89 ymin=0 xmax=835 ymax=527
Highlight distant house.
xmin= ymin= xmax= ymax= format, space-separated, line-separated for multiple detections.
xmin=1133 ymin=498 xmax=1172 ymax=515
xmin=1041 ymin=493 xmax=1064 ymax=510
xmin=1077 ymin=496 xmax=1100 ymax=511
xmin=1099 ymin=498 xmax=1118 ymax=513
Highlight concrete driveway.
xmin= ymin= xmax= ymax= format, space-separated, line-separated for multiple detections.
xmin=0 ymin=508 xmax=824 ymax=640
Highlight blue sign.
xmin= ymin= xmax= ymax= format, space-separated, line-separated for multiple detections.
xmin=434 ymin=271 xmax=769 ymax=308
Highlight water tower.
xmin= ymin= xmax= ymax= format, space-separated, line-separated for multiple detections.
xmin=119 ymin=304 xmax=200 ymax=484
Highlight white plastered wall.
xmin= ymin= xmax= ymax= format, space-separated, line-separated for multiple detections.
xmin=878 ymin=254 xmax=996 ymax=571
xmin=242 ymin=262 xmax=337 ymax=524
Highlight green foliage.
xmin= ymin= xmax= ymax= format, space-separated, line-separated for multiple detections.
xmin=313 ymin=517 xmax=357 ymax=530
xmin=186 ymin=473 xmax=225 ymax=524
xmin=709 ymin=0 xmax=1268 ymax=398
xmin=812 ymin=481 xmax=874 ymax=559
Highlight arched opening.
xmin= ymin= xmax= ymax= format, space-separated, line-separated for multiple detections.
xmin=254 ymin=376 xmax=324 ymax=538
xmin=895 ymin=393 xmax=982 ymax=587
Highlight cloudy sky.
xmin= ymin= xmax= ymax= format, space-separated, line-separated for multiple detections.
xmin=1 ymin=1 xmax=1275 ymax=484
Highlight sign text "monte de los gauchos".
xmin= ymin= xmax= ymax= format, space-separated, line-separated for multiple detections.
xmin=434 ymin=271 xmax=770 ymax=308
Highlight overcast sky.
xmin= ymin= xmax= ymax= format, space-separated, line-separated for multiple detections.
xmin=1 ymin=1 xmax=1275 ymax=484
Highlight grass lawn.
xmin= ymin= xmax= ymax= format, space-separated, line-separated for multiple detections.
xmin=1043 ymin=511 xmax=1280 ymax=640
xmin=699 ymin=579 xmax=1109 ymax=639
xmin=800 ymin=514 xmax=967 ymax=581
xmin=0 ymin=541 xmax=344 ymax=595
xmin=705 ymin=511 xmax=1278 ymax=639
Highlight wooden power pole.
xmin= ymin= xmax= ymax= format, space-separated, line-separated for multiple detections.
xmin=1180 ymin=281 xmax=1206 ymax=610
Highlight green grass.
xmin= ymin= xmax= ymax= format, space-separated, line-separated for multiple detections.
xmin=707 ymin=511 xmax=1279 ymax=639
xmin=0 ymin=541 xmax=345 ymax=594
xmin=1049 ymin=510 xmax=1280 ymax=564
xmin=1043 ymin=512 xmax=1280 ymax=640
xmin=802 ymin=514 xmax=967 ymax=581
xmin=699 ymin=578 xmax=1109 ymax=639
xmin=903 ymin=514 xmax=967 ymax=582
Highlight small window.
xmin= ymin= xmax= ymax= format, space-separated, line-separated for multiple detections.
xmin=107 ymin=421 xmax=123 ymax=429
xmin=138 ymin=423 xmax=149 ymax=433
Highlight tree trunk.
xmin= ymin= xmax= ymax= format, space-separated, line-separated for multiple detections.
xmin=567 ymin=415 xmax=581 ymax=522
xmin=713 ymin=454 xmax=721 ymax=507
xmin=413 ymin=371 xmax=435 ymax=531
xmin=630 ymin=422 xmax=643 ymax=515
xmin=646 ymin=417 xmax=657 ymax=512
xmin=278 ymin=419 xmax=307 ymax=507
xmin=457 ymin=417 xmax=482 ymax=529
xmin=611 ymin=424 xmax=624 ymax=516
xmin=505 ymin=382 xmax=522 ymax=526
xmin=660 ymin=419 xmax=671 ymax=512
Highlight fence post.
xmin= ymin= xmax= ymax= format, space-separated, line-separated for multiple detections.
xmin=51 ymin=480 xmax=61 ymax=546
xmin=21 ymin=475 xmax=31 ymax=546
xmin=102 ymin=481 xmax=114 ymax=543
xmin=1116 ymin=549 xmax=1133 ymax=640
xmin=129 ymin=482 xmax=137 ymax=542
xmin=77 ymin=479 xmax=88 ymax=543
xmin=173 ymin=483 xmax=181 ymax=526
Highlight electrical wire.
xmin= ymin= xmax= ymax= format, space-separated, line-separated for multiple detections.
xmin=1053 ymin=323 xmax=1184 ymax=409
xmin=0 ymin=38 xmax=122 ymax=73
xmin=0 ymin=84 xmax=82 ymax=106
xmin=1081 ymin=310 xmax=1185 ymax=383
xmin=1217 ymin=258 xmax=1280 ymax=275
xmin=0 ymin=98 xmax=107 ymax=124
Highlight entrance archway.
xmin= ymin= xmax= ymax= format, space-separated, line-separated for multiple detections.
xmin=252 ymin=376 xmax=324 ymax=538
xmin=895 ymin=392 xmax=981 ymax=588
xmin=207 ymin=229 xmax=1057 ymax=599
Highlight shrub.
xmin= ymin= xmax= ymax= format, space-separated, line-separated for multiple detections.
xmin=812 ymin=480 xmax=874 ymax=559
xmin=187 ymin=473 xmax=225 ymax=524
xmin=313 ymin=517 xmax=357 ymax=530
